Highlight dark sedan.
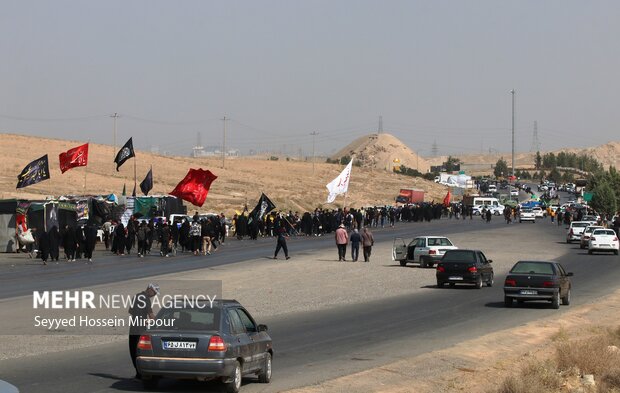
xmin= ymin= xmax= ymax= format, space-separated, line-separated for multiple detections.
xmin=436 ymin=249 xmax=494 ymax=288
xmin=136 ymin=299 xmax=273 ymax=392
xmin=503 ymin=261 xmax=573 ymax=309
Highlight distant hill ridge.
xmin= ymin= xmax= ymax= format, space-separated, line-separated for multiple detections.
xmin=331 ymin=133 xmax=430 ymax=173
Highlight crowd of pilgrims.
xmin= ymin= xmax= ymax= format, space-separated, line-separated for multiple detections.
xmin=27 ymin=202 xmax=448 ymax=263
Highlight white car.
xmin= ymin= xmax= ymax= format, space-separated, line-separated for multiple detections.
xmin=510 ymin=189 xmax=519 ymax=197
xmin=488 ymin=184 xmax=497 ymax=192
xmin=588 ymin=229 xmax=619 ymax=255
xmin=566 ymin=221 xmax=590 ymax=243
xmin=393 ymin=236 xmax=458 ymax=268
xmin=519 ymin=208 xmax=536 ymax=223
xmin=579 ymin=225 xmax=604 ymax=249
xmin=531 ymin=207 xmax=546 ymax=218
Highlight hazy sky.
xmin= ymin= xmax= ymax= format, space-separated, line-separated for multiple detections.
xmin=1 ymin=1 xmax=619 ymax=157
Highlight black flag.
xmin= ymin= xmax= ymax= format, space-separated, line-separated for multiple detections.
xmin=17 ymin=155 xmax=50 ymax=189
xmin=140 ymin=167 xmax=153 ymax=196
xmin=249 ymin=193 xmax=276 ymax=224
xmin=114 ymin=137 xmax=135 ymax=171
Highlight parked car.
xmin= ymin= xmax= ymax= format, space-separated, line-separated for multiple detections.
xmin=519 ymin=208 xmax=536 ymax=223
xmin=566 ymin=221 xmax=590 ymax=243
xmin=392 ymin=236 xmax=458 ymax=268
xmin=436 ymin=249 xmax=494 ymax=288
xmin=504 ymin=260 xmax=572 ymax=309
xmin=136 ymin=299 xmax=273 ymax=392
xmin=510 ymin=189 xmax=519 ymax=197
xmin=579 ymin=226 xmax=604 ymax=249
xmin=588 ymin=229 xmax=620 ymax=255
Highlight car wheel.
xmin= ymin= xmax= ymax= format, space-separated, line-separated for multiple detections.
xmin=487 ymin=273 xmax=494 ymax=287
xmin=519 ymin=220 xmax=522 ymax=223
xmin=580 ymin=244 xmax=585 ymax=249
xmin=399 ymin=260 xmax=407 ymax=267
xmin=561 ymin=289 xmax=571 ymax=306
xmin=258 ymin=353 xmax=272 ymax=383
xmin=142 ymin=376 xmax=160 ymax=391
xmin=504 ymin=296 xmax=513 ymax=307
xmin=475 ymin=276 xmax=483 ymax=289
xmin=494 ymin=211 xmax=500 ymax=216
xmin=588 ymin=249 xmax=593 ymax=255
xmin=437 ymin=280 xmax=444 ymax=288
xmin=224 ymin=361 xmax=242 ymax=393
xmin=566 ymin=239 xmax=571 ymax=244
xmin=614 ymin=250 xmax=619 ymax=256
xmin=420 ymin=257 xmax=427 ymax=268
xmin=449 ymin=283 xmax=455 ymax=287
xmin=552 ymin=291 xmax=560 ymax=309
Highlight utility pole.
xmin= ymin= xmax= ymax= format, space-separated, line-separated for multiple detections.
xmin=310 ymin=131 xmax=319 ymax=175
xmin=221 ymin=116 xmax=228 ymax=169
xmin=511 ymin=90 xmax=515 ymax=177
xmin=110 ymin=113 xmax=119 ymax=158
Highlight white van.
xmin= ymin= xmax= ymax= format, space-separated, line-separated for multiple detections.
xmin=472 ymin=197 xmax=503 ymax=208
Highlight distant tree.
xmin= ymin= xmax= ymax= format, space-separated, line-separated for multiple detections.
xmin=591 ymin=179 xmax=618 ymax=215
xmin=494 ymin=158 xmax=509 ymax=178
xmin=339 ymin=155 xmax=351 ymax=165
xmin=561 ymin=171 xmax=575 ymax=183
xmin=548 ymin=168 xmax=561 ymax=183
xmin=444 ymin=156 xmax=462 ymax=172
xmin=535 ymin=151 xmax=542 ymax=170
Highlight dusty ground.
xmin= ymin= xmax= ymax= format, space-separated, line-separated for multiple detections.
xmin=0 ymin=133 xmax=446 ymax=213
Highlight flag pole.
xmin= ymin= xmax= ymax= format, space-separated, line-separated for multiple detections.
xmin=83 ymin=140 xmax=90 ymax=193
xmin=133 ymin=153 xmax=137 ymax=194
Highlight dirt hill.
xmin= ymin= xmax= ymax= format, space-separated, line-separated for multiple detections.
xmin=426 ymin=141 xmax=620 ymax=175
xmin=331 ymin=133 xmax=430 ymax=173
xmin=0 ymin=134 xmax=447 ymax=214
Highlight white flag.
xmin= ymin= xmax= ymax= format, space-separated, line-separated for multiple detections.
xmin=326 ymin=159 xmax=353 ymax=203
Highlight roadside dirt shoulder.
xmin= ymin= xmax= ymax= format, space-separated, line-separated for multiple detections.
xmin=284 ymin=288 xmax=620 ymax=393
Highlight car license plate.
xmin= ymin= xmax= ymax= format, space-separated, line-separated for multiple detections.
xmin=448 ymin=276 xmax=463 ymax=281
xmin=600 ymin=244 xmax=610 ymax=247
xmin=163 ymin=341 xmax=196 ymax=350
xmin=520 ymin=290 xmax=538 ymax=295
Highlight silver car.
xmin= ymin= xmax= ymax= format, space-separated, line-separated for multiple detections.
xmin=137 ymin=300 xmax=273 ymax=392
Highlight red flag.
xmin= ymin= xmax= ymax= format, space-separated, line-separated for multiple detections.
xmin=443 ymin=189 xmax=451 ymax=207
xmin=169 ymin=168 xmax=217 ymax=207
xmin=59 ymin=143 xmax=89 ymax=173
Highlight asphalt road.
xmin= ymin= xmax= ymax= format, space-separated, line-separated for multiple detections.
xmin=3 ymin=188 xmax=617 ymax=393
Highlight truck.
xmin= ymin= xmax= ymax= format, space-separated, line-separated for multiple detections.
xmin=395 ymin=188 xmax=424 ymax=204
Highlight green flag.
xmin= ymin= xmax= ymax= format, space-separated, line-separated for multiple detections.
xmin=122 ymin=183 xmax=126 ymax=196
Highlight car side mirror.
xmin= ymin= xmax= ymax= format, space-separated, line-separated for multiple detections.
xmin=567 ymin=272 xmax=574 ymax=277
xmin=487 ymin=259 xmax=493 ymax=263
xmin=257 ymin=324 xmax=268 ymax=332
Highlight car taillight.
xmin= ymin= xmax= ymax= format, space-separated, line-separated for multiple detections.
xmin=208 ymin=335 xmax=226 ymax=352
xmin=505 ymin=279 xmax=516 ymax=287
xmin=137 ymin=335 xmax=152 ymax=350
xmin=543 ymin=281 xmax=555 ymax=288
xmin=590 ymin=237 xmax=596 ymax=241
xmin=614 ymin=237 xmax=619 ymax=242
xmin=468 ymin=266 xmax=477 ymax=273
xmin=436 ymin=266 xmax=445 ymax=273
xmin=429 ymin=250 xmax=437 ymax=255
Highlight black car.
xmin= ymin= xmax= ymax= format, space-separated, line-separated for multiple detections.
xmin=136 ymin=300 xmax=273 ymax=392
xmin=436 ymin=249 xmax=494 ymax=288
xmin=503 ymin=261 xmax=572 ymax=309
